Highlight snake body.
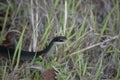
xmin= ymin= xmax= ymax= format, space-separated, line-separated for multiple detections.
xmin=0 ymin=36 xmax=66 ymax=60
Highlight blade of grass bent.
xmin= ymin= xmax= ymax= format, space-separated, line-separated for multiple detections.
xmin=12 ymin=24 xmax=26 ymax=68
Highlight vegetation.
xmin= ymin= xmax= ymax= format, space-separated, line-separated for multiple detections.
xmin=0 ymin=0 xmax=120 ymax=80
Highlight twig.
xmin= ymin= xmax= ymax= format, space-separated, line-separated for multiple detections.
xmin=70 ymin=36 xmax=118 ymax=56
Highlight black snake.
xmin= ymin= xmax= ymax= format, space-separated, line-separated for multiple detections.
xmin=0 ymin=36 xmax=66 ymax=61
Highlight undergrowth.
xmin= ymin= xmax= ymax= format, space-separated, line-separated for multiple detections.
xmin=0 ymin=0 xmax=120 ymax=80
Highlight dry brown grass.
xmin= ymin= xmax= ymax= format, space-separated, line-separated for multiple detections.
xmin=0 ymin=0 xmax=120 ymax=80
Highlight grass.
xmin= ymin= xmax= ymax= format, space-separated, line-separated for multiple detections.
xmin=0 ymin=0 xmax=120 ymax=80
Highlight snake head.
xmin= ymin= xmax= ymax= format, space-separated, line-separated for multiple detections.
xmin=53 ymin=36 xmax=67 ymax=44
